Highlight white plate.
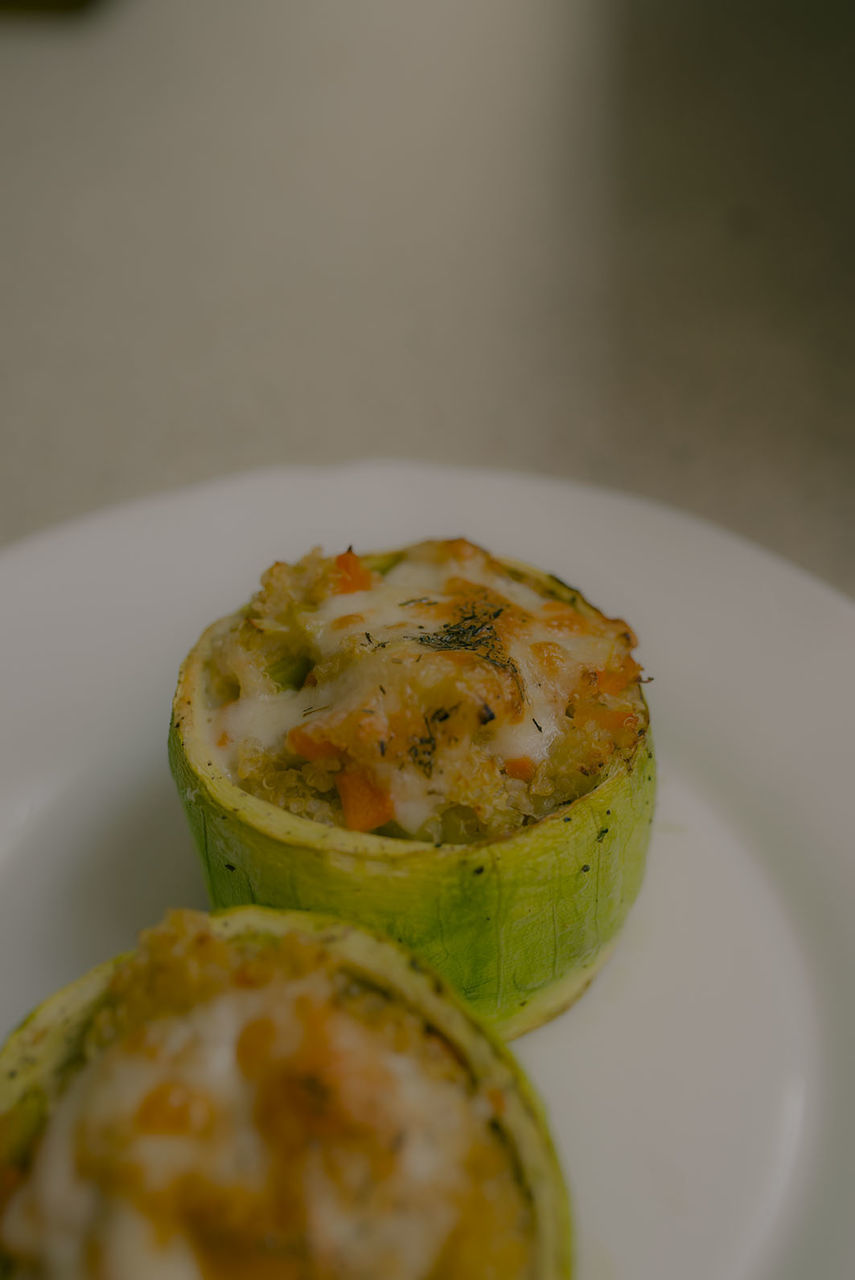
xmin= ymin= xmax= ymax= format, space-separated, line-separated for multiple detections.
xmin=1 ymin=462 xmax=853 ymax=1279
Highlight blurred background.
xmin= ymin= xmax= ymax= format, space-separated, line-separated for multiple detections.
xmin=1 ymin=0 xmax=852 ymax=593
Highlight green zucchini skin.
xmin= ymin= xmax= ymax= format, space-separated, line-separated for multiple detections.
xmin=0 ymin=959 xmax=122 ymax=1174
xmin=0 ymin=908 xmax=572 ymax=1279
xmin=169 ymin=559 xmax=656 ymax=1040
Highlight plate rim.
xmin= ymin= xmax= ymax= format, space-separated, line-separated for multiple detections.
xmin=1 ymin=458 xmax=852 ymax=613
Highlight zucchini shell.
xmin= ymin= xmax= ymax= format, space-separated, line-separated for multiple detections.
xmin=0 ymin=907 xmax=571 ymax=1278
xmin=170 ymin=559 xmax=656 ymax=1039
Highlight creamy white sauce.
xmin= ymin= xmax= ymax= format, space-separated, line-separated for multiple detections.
xmin=308 ymin=584 xmax=419 ymax=646
xmin=217 ymin=688 xmax=315 ymax=754
xmin=386 ymin=769 xmax=438 ymax=838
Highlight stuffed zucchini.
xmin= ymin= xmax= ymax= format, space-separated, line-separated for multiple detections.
xmin=0 ymin=908 xmax=570 ymax=1278
xmin=170 ymin=539 xmax=655 ymax=1038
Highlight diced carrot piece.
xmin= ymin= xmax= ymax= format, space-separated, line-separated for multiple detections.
xmin=596 ymin=657 xmax=641 ymax=696
xmin=505 ymin=756 xmax=536 ymax=783
xmin=334 ymin=550 xmax=373 ymax=594
xmin=335 ymin=769 xmax=395 ymax=832
xmin=288 ymin=726 xmax=341 ymax=762
xmin=216 ymin=731 xmax=231 ymax=748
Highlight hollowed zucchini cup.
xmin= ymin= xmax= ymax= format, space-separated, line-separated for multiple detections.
xmin=0 ymin=908 xmax=571 ymax=1278
xmin=169 ymin=546 xmax=656 ymax=1040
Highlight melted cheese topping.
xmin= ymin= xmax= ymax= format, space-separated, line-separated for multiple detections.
xmin=0 ymin=913 xmax=533 ymax=1280
xmin=203 ymin=539 xmax=647 ymax=840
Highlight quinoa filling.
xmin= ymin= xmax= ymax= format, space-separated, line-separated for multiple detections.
xmin=202 ymin=538 xmax=647 ymax=842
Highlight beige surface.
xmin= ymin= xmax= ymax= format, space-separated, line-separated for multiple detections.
xmin=1 ymin=1 xmax=852 ymax=595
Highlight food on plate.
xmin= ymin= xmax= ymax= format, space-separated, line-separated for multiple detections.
xmin=170 ymin=538 xmax=655 ymax=1037
xmin=0 ymin=908 xmax=570 ymax=1278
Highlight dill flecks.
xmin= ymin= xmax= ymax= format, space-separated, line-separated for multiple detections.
xmin=408 ymin=716 xmax=437 ymax=777
xmin=411 ymin=605 xmax=515 ymax=674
